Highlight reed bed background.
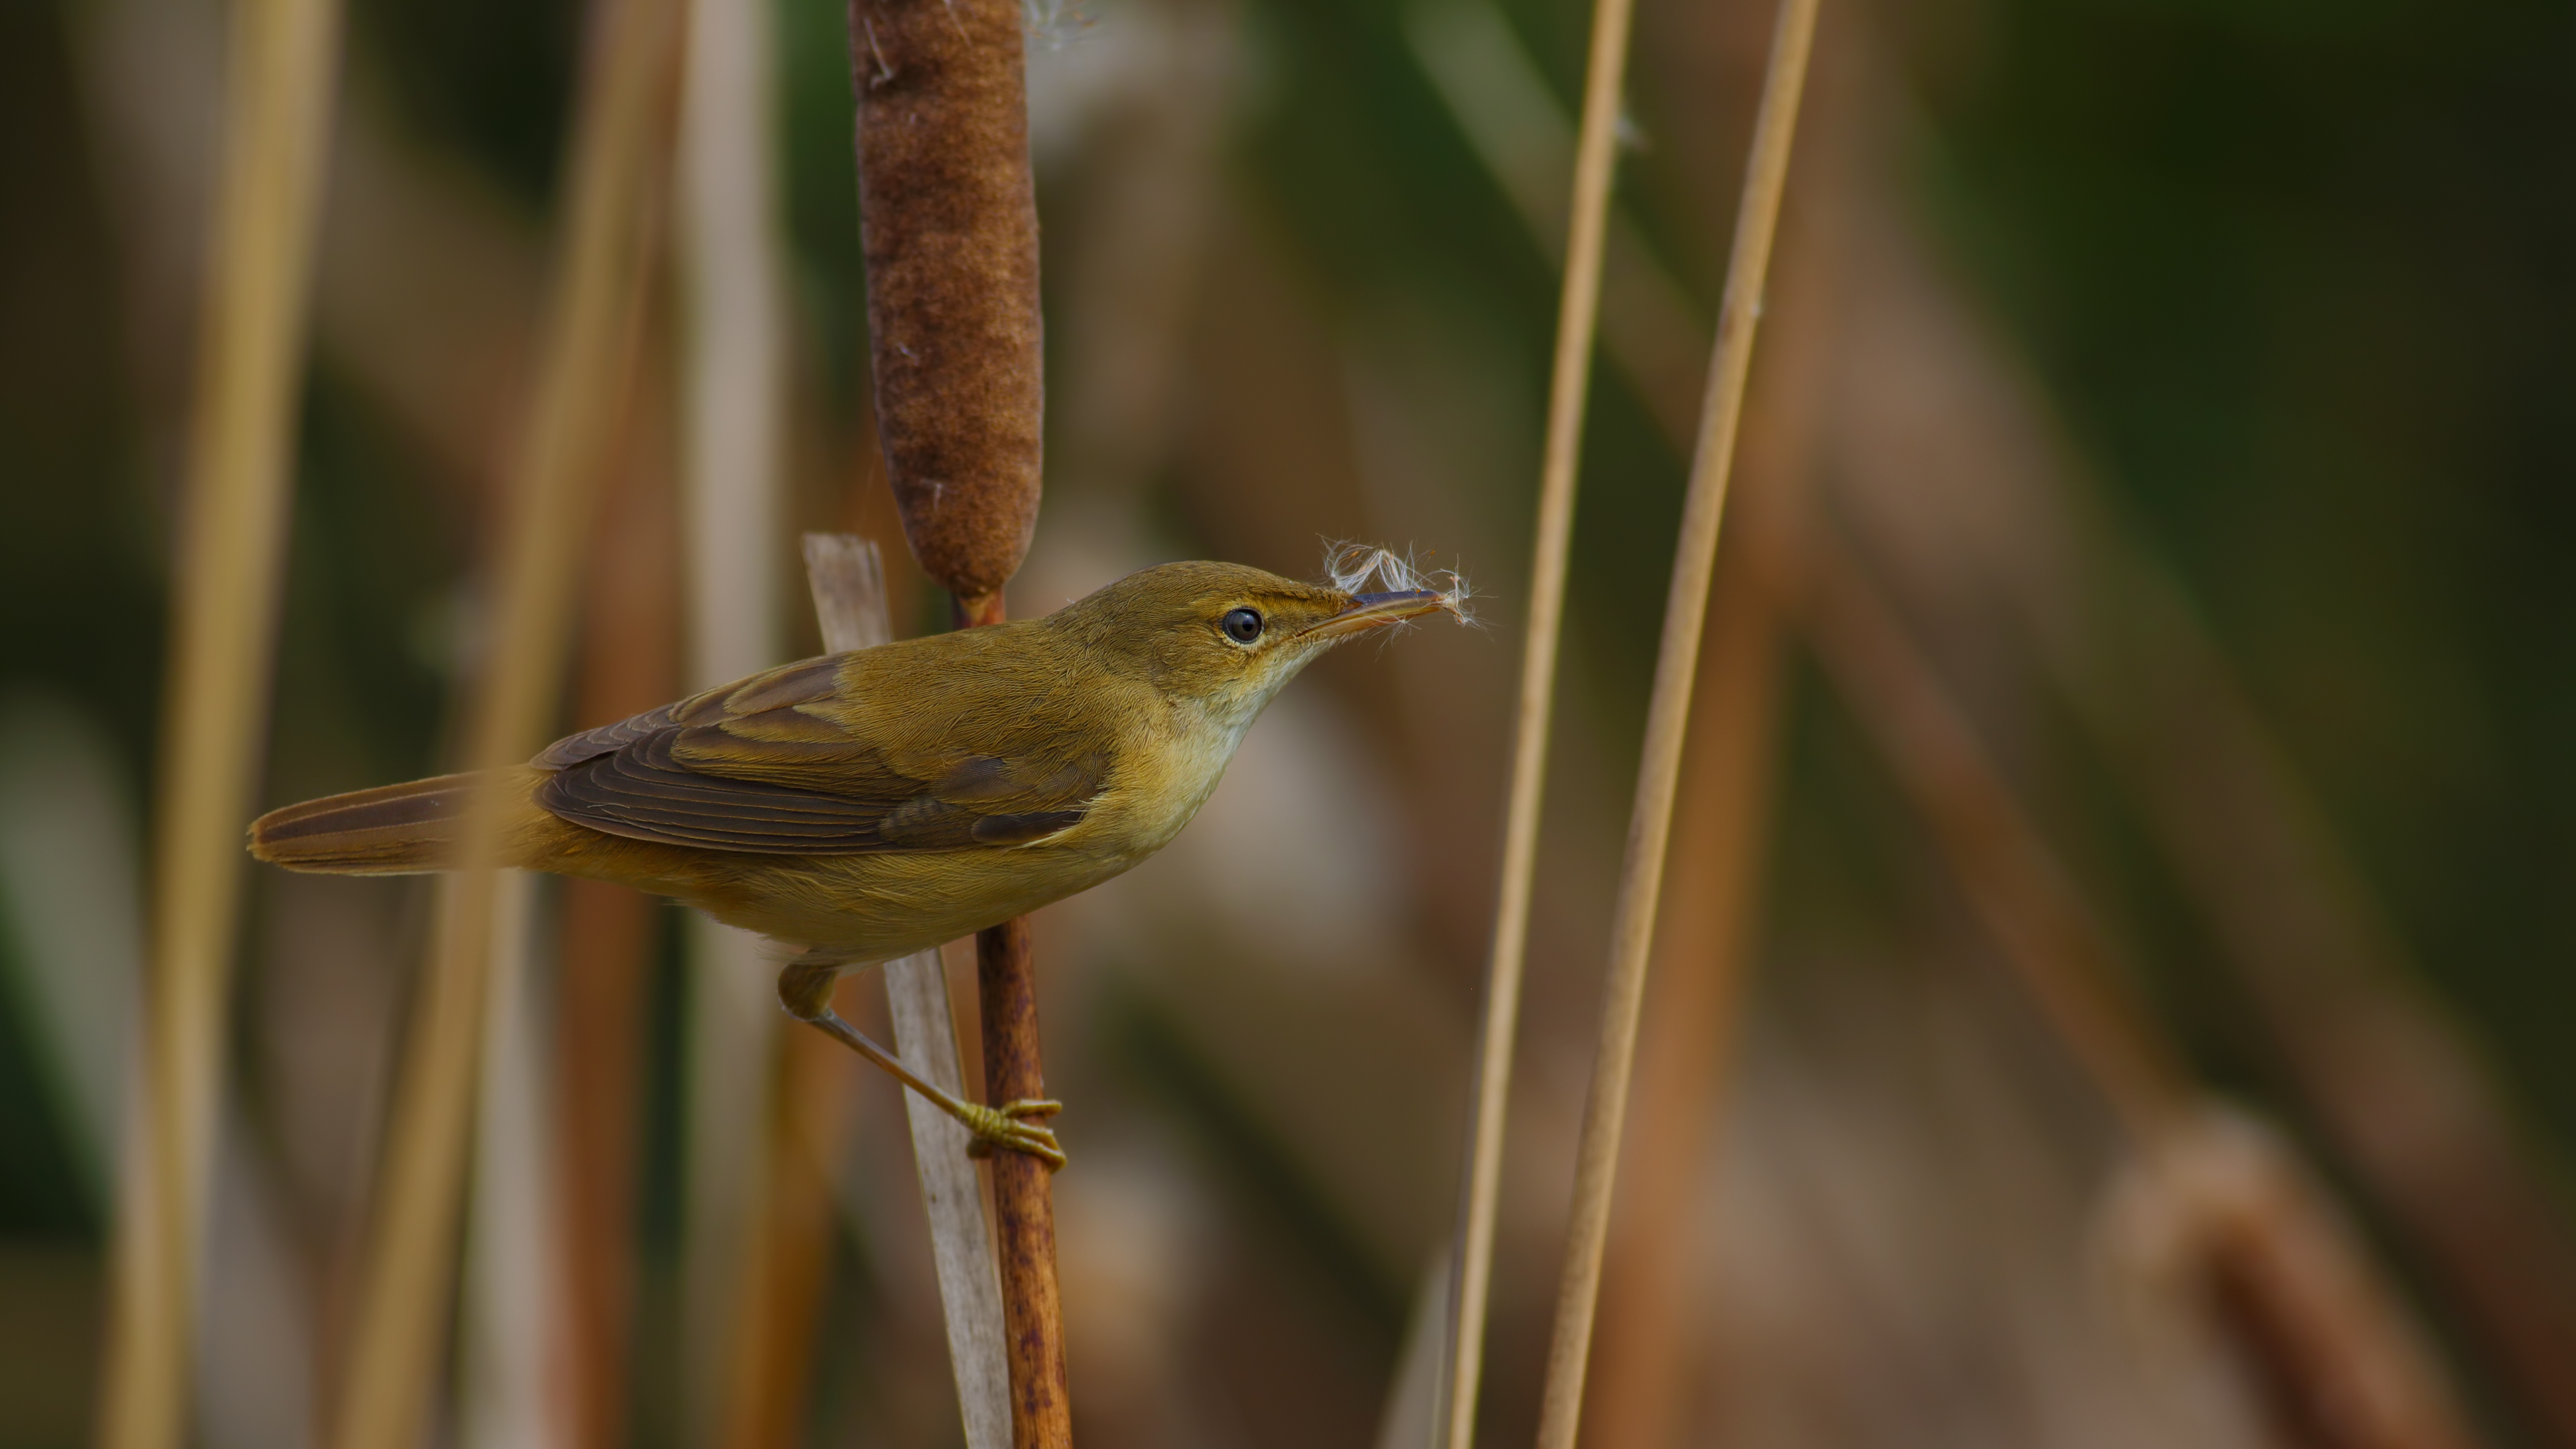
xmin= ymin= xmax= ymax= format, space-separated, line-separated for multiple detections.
xmin=3 ymin=0 xmax=2574 ymax=1445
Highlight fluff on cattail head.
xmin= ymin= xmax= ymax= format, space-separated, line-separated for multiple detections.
xmin=1323 ymin=541 xmax=1479 ymax=626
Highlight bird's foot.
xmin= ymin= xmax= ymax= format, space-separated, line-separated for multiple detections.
xmin=959 ymin=1098 xmax=1066 ymax=1170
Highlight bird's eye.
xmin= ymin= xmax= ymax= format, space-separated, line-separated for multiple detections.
xmin=1220 ymin=608 xmax=1265 ymax=645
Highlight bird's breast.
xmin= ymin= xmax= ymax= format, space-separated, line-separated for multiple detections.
xmin=1068 ymin=708 xmax=1248 ymax=865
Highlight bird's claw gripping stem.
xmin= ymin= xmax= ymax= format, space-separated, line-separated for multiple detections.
xmin=777 ymin=959 xmax=1067 ymax=1169
xmin=961 ymin=1098 xmax=1066 ymax=1169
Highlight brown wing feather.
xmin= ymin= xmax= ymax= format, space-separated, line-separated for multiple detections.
xmin=530 ymin=651 xmax=1105 ymax=855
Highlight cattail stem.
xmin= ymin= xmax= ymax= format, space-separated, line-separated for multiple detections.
xmin=98 ymin=0 xmax=341 ymax=1442
xmin=1532 ymin=0 xmax=1820 ymax=1442
xmin=974 ymin=914 xmax=1071 ymax=1448
xmin=1436 ymin=0 xmax=1640 ymax=1438
xmin=327 ymin=0 xmax=683 ymax=1437
xmin=844 ymin=0 xmax=1062 ymax=1438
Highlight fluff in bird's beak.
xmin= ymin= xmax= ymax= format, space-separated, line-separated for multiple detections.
xmin=1301 ymin=588 xmax=1452 ymax=641
xmin=1304 ymin=542 xmax=1475 ymax=642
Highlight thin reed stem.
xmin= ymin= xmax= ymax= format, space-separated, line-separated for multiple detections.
xmin=1530 ymin=0 xmax=1820 ymax=1442
xmin=1437 ymin=0 xmax=1638 ymax=1439
xmin=802 ymin=533 xmax=1012 ymax=1449
xmin=97 ymin=0 xmax=340 ymax=1443
xmin=554 ymin=303 xmax=682 ymax=1449
xmin=327 ymin=0 xmax=683 ymax=1439
xmin=675 ymin=0 xmax=792 ymax=1428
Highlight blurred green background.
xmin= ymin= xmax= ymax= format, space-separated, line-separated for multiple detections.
xmin=2 ymin=0 xmax=2571 ymax=1444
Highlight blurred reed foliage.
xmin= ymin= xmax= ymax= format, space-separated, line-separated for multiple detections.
xmin=1 ymin=0 xmax=2572 ymax=1444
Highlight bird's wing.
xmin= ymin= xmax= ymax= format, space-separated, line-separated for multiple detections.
xmin=531 ymin=653 xmax=1107 ymax=855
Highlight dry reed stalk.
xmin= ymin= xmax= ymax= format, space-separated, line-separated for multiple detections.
xmin=457 ymin=869 xmax=559 ymax=1449
xmin=1436 ymin=1 xmax=2500 ymax=1428
xmin=1572 ymin=172 xmax=1849 ymax=1440
xmin=551 ymin=326 xmax=683 ymax=1449
xmin=97 ymin=0 xmax=341 ymax=1441
xmin=1531 ymin=1 xmax=1820 ymax=1442
xmin=1436 ymin=0 xmax=1642 ymax=1438
xmin=1572 ymin=530 xmax=1783 ymax=1449
xmin=552 ymin=874 xmax=654 ymax=1449
xmin=326 ymin=0 xmax=684 ymax=1438
xmin=674 ymin=0 xmax=794 ymax=1427
xmin=842 ymin=3 xmax=1063 ymax=1441
xmin=796 ymin=532 xmax=1012 ymax=1449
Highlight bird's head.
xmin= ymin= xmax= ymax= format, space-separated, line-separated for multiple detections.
xmin=1047 ymin=555 xmax=1467 ymax=726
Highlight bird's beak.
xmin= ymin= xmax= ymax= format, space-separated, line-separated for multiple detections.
xmin=1300 ymin=589 xmax=1449 ymax=641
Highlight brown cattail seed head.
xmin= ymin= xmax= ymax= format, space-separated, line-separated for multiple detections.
xmin=849 ymin=0 xmax=1044 ymax=606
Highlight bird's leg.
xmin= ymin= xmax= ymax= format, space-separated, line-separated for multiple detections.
xmin=776 ymin=954 xmax=1065 ymax=1169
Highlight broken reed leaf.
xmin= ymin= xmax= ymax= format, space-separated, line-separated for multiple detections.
xmin=1322 ymin=540 xmax=1480 ymax=627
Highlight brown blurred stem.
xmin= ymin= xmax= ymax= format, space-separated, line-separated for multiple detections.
xmin=975 ymin=912 xmax=1071 ymax=1449
xmin=327 ymin=0 xmax=684 ymax=1436
xmin=553 ymin=337 xmax=682 ymax=1449
xmin=844 ymin=0 xmax=1062 ymax=1441
xmin=99 ymin=0 xmax=341 ymax=1443
xmin=1796 ymin=529 xmax=2188 ymax=1141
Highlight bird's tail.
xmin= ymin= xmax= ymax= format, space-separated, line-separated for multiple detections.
xmin=248 ymin=771 xmax=518 ymax=875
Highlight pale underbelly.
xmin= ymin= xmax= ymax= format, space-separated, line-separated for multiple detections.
xmin=674 ymin=842 xmax=1148 ymax=962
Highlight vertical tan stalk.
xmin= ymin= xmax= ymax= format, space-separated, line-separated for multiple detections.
xmin=97 ymin=0 xmax=340 ymax=1441
xmin=675 ymin=0 xmax=792 ymax=1430
xmin=1575 ymin=443 xmax=1811 ymax=1449
xmin=1530 ymin=1 xmax=1820 ymax=1444
xmin=678 ymin=0 xmax=785 ymax=695
xmin=553 ymin=875 xmax=654 ymax=1449
xmin=1571 ymin=569 xmax=1780 ymax=1449
xmin=1436 ymin=0 xmax=1639 ymax=1440
xmin=800 ymin=533 xmax=1012 ymax=1449
xmin=327 ymin=0 xmax=684 ymax=1440
xmin=844 ymin=3 xmax=1060 ymax=1442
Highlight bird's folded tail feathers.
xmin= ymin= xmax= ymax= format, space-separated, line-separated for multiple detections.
xmin=249 ymin=772 xmax=493 ymax=875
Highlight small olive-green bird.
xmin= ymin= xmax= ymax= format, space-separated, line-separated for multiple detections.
xmin=250 ymin=559 xmax=1456 ymax=1166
